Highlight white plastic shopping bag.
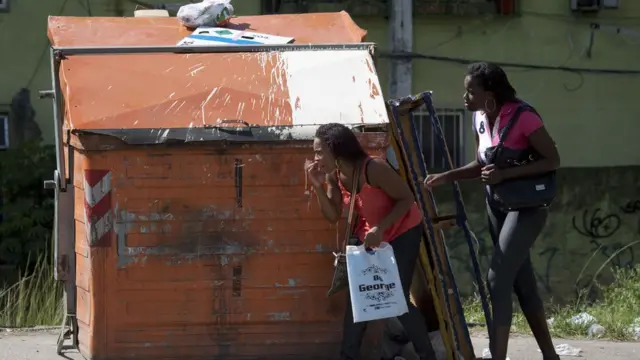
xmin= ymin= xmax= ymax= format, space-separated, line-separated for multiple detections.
xmin=177 ymin=0 xmax=234 ymax=28
xmin=346 ymin=242 xmax=409 ymax=323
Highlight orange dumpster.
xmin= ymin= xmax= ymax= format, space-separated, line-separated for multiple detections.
xmin=46 ymin=12 xmax=396 ymax=360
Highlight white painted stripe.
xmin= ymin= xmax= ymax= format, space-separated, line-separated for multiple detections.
xmin=284 ymin=50 xmax=389 ymax=126
xmin=84 ymin=172 xmax=112 ymax=207
xmin=84 ymin=210 xmax=113 ymax=246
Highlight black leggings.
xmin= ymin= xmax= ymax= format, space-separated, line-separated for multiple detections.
xmin=340 ymin=225 xmax=437 ymax=360
xmin=486 ymin=202 xmax=548 ymax=327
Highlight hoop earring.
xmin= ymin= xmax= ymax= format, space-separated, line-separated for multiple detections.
xmin=485 ymin=98 xmax=497 ymax=113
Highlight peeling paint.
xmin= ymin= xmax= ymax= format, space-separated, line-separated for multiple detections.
xmin=114 ymin=204 xmax=248 ymax=268
xmin=278 ymin=289 xmax=307 ymax=295
xmin=267 ymin=312 xmax=291 ymax=321
xmin=284 ymin=50 xmax=388 ymax=126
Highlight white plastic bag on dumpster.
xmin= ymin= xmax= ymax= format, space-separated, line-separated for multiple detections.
xmin=346 ymin=242 xmax=408 ymax=323
xmin=177 ymin=0 xmax=234 ymax=29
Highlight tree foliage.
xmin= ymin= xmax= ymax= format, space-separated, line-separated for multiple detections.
xmin=0 ymin=140 xmax=56 ymax=269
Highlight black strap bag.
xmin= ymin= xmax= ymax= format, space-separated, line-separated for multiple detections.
xmin=484 ymin=104 xmax=557 ymax=211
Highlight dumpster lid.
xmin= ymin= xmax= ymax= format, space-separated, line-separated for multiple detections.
xmin=48 ymin=13 xmax=388 ymax=145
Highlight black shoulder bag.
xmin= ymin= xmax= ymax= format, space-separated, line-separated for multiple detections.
xmin=484 ymin=104 xmax=557 ymax=211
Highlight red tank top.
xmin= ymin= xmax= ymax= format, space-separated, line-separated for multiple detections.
xmin=337 ymin=157 xmax=422 ymax=243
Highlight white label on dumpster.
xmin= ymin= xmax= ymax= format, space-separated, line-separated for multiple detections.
xmin=177 ymin=27 xmax=295 ymax=47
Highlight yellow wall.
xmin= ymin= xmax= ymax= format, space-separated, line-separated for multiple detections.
xmin=2 ymin=0 xmax=639 ymax=167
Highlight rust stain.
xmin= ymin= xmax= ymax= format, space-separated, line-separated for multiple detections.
xmin=368 ymin=79 xmax=381 ymax=99
xmin=365 ymin=58 xmax=374 ymax=74
xmin=352 ymin=76 xmax=356 ymax=83
xmin=294 ymin=96 xmax=301 ymax=110
xmin=358 ymin=102 xmax=364 ymax=123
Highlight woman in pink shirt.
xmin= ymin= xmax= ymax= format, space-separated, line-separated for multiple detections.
xmin=306 ymin=123 xmax=436 ymax=360
xmin=425 ymin=62 xmax=561 ymax=360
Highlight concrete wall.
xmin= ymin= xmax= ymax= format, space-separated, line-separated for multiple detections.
xmin=432 ymin=166 xmax=640 ymax=302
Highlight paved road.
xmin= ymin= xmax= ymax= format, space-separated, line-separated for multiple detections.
xmin=1 ymin=330 xmax=637 ymax=359
xmin=469 ymin=333 xmax=639 ymax=359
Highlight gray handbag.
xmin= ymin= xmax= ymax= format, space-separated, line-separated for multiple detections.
xmin=484 ymin=104 xmax=557 ymax=211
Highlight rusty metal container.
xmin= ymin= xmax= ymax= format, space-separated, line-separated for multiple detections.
xmin=46 ymin=13 xmax=394 ymax=360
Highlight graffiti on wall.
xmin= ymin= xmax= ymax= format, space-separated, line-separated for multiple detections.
xmin=447 ymin=200 xmax=640 ymax=300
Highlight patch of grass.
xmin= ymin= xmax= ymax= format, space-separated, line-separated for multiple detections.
xmin=0 ymin=252 xmax=64 ymax=327
xmin=463 ymin=264 xmax=640 ymax=341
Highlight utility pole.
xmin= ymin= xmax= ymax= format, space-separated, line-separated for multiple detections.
xmin=389 ymin=0 xmax=413 ymax=99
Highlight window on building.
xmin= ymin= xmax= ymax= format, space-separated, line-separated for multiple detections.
xmin=0 ymin=0 xmax=9 ymax=13
xmin=0 ymin=114 xmax=9 ymax=150
xmin=412 ymin=108 xmax=467 ymax=169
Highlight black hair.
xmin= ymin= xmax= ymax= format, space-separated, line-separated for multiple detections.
xmin=467 ymin=62 xmax=517 ymax=105
xmin=315 ymin=123 xmax=368 ymax=163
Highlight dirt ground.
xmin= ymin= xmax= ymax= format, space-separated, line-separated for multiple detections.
xmin=1 ymin=329 xmax=637 ymax=360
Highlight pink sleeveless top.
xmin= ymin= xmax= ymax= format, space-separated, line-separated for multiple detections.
xmin=337 ymin=157 xmax=422 ymax=243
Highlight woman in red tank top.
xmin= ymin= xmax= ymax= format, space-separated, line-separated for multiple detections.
xmin=305 ymin=123 xmax=436 ymax=360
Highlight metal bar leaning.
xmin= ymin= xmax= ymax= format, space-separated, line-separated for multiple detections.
xmin=51 ymin=43 xmax=377 ymax=57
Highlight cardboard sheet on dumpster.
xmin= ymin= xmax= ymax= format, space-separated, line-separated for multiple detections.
xmin=177 ymin=27 xmax=295 ymax=46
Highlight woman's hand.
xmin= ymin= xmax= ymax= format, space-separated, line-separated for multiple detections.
xmin=304 ymin=160 xmax=325 ymax=187
xmin=424 ymin=173 xmax=449 ymax=189
xmin=481 ymin=164 xmax=504 ymax=184
xmin=364 ymin=226 xmax=383 ymax=248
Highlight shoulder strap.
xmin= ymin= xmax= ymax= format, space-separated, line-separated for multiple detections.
xmin=338 ymin=162 xmax=362 ymax=251
xmin=363 ymin=156 xmax=375 ymax=185
xmin=488 ymin=104 xmax=528 ymax=163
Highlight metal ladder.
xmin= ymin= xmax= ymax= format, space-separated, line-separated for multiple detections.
xmin=387 ymin=92 xmax=492 ymax=360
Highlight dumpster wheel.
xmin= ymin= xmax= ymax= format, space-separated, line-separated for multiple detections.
xmin=56 ymin=292 xmax=79 ymax=355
